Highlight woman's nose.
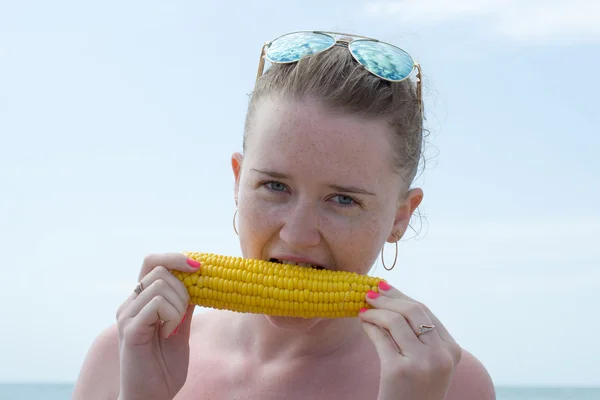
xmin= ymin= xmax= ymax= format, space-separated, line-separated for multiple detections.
xmin=278 ymin=202 xmax=321 ymax=248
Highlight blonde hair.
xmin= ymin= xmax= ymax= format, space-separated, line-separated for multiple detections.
xmin=244 ymin=43 xmax=426 ymax=188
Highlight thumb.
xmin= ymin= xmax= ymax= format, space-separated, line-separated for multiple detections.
xmin=167 ymin=303 xmax=196 ymax=341
xmin=361 ymin=320 xmax=403 ymax=362
xmin=179 ymin=303 xmax=196 ymax=337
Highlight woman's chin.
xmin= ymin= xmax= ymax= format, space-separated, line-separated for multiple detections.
xmin=264 ymin=315 xmax=325 ymax=331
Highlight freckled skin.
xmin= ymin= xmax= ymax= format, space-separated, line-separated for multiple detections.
xmin=232 ymin=96 xmax=421 ymax=279
xmin=72 ymin=93 xmax=493 ymax=400
xmin=171 ymin=94 xmax=429 ymax=399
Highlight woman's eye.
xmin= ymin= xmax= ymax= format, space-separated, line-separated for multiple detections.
xmin=332 ymin=195 xmax=355 ymax=206
xmin=266 ymin=181 xmax=287 ymax=192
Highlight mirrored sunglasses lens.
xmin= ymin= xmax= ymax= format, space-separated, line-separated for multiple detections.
xmin=349 ymin=40 xmax=415 ymax=81
xmin=266 ymin=32 xmax=335 ymax=63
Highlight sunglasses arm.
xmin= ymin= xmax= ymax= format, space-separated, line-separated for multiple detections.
xmin=255 ymin=43 xmax=269 ymax=84
xmin=415 ymin=63 xmax=424 ymax=118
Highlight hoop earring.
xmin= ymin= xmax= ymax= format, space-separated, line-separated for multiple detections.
xmin=380 ymin=241 xmax=398 ymax=271
xmin=233 ymin=209 xmax=238 ymax=235
xmin=381 ymin=231 xmax=401 ymax=271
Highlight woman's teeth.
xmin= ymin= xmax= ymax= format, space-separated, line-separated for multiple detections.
xmin=270 ymin=258 xmax=324 ymax=270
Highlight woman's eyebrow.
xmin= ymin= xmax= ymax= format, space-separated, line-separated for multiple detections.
xmin=252 ymin=168 xmax=375 ymax=196
xmin=329 ymin=184 xmax=375 ymax=196
xmin=251 ymin=168 xmax=289 ymax=179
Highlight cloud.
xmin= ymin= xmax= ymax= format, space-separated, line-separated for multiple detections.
xmin=479 ymin=269 xmax=600 ymax=294
xmin=364 ymin=0 xmax=600 ymax=41
xmin=403 ymin=215 xmax=600 ymax=266
xmin=378 ymin=214 xmax=600 ymax=297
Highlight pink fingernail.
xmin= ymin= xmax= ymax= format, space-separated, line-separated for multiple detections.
xmin=378 ymin=281 xmax=391 ymax=291
xmin=367 ymin=290 xmax=380 ymax=299
xmin=187 ymin=258 xmax=201 ymax=268
xmin=167 ymin=315 xmax=186 ymax=339
xmin=359 ymin=308 xmax=368 ymax=313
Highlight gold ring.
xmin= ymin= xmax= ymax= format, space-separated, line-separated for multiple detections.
xmin=416 ymin=323 xmax=436 ymax=337
xmin=134 ymin=282 xmax=144 ymax=296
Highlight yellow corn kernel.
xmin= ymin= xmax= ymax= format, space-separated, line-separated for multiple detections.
xmin=171 ymin=252 xmax=385 ymax=319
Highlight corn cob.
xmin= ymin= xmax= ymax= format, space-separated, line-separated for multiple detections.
xmin=171 ymin=252 xmax=385 ymax=319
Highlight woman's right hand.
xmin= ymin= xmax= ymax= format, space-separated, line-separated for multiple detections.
xmin=116 ymin=253 xmax=200 ymax=400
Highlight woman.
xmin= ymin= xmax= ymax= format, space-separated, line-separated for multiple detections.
xmin=73 ymin=31 xmax=496 ymax=400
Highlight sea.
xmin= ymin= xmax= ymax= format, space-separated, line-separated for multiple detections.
xmin=0 ymin=384 xmax=598 ymax=399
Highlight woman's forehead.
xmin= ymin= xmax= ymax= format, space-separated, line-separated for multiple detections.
xmin=245 ymin=97 xmax=396 ymax=178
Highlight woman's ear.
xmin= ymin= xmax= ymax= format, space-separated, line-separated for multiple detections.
xmin=231 ymin=152 xmax=244 ymax=206
xmin=389 ymin=187 xmax=423 ymax=242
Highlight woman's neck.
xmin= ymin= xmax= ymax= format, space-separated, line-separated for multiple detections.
xmin=231 ymin=313 xmax=368 ymax=363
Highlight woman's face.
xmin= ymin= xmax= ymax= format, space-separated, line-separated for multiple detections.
xmin=231 ymin=96 xmax=422 ymax=276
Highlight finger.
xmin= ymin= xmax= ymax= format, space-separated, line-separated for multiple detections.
xmin=125 ymin=278 xmax=188 ymax=320
xmin=118 ymin=257 xmax=197 ymax=316
xmin=138 ymin=252 xmax=202 ymax=282
xmin=361 ymin=320 xmax=406 ymax=363
xmin=377 ymin=282 xmax=456 ymax=343
xmin=359 ymin=308 xmax=424 ymax=357
xmin=139 ymin=265 xmax=191 ymax=305
xmin=366 ymin=292 xmax=443 ymax=346
xmin=131 ymin=295 xmax=181 ymax=339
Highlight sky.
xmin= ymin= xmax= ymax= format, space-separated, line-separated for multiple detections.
xmin=1 ymin=0 xmax=599 ymax=388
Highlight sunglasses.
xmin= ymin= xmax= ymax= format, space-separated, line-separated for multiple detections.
xmin=255 ymin=30 xmax=422 ymax=109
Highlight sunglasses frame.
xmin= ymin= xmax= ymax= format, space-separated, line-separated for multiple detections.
xmin=255 ymin=30 xmax=422 ymax=110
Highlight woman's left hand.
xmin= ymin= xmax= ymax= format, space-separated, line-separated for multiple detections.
xmin=358 ymin=281 xmax=463 ymax=400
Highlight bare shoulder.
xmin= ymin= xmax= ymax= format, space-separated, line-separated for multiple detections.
xmin=71 ymin=311 xmax=220 ymax=400
xmin=446 ymin=348 xmax=496 ymax=400
xmin=72 ymin=323 xmax=120 ymax=400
